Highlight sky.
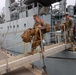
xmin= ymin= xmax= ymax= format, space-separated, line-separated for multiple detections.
xmin=0 ymin=0 xmax=75 ymax=13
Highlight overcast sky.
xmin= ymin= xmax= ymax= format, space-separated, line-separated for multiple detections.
xmin=0 ymin=0 xmax=75 ymax=13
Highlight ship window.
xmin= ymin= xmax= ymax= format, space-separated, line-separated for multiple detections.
xmin=34 ymin=3 xmax=37 ymax=7
xmin=7 ymin=26 xmax=9 ymax=29
xmin=24 ymin=24 xmax=26 ymax=27
xmin=17 ymin=25 xmax=19 ymax=28
xmin=10 ymin=26 xmax=12 ymax=28
xmin=0 ymin=27 xmax=3 ymax=29
xmin=28 ymin=5 xmax=33 ymax=10
xmin=13 ymin=25 xmax=15 ymax=28
xmin=26 ymin=10 xmax=28 ymax=17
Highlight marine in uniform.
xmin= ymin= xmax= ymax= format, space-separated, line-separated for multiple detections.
xmin=64 ymin=12 xmax=74 ymax=43
xmin=55 ymin=21 xmax=61 ymax=31
xmin=28 ymin=15 xmax=44 ymax=55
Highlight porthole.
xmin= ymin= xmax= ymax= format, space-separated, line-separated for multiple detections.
xmin=13 ymin=25 xmax=15 ymax=28
xmin=10 ymin=26 xmax=12 ymax=28
xmin=24 ymin=24 xmax=26 ymax=27
xmin=17 ymin=25 xmax=19 ymax=28
xmin=7 ymin=26 xmax=9 ymax=29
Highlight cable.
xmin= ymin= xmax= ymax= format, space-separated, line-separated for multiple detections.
xmin=64 ymin=25 xmax=67 ymax=50
xmin=2 ymin=48 xmax=23 ymax=54
xmin=0 ymin=21 xmax=11 ymax=71
xmin=0 ymin=21 xmax=11 ymax=45
xmin=0 ymin=19 xmax=21 ymax=54
xmin=39 ymin=28 xmax=48 ymax=75
xmin=14 ymin=19 xmax=18 ymax=35
xmin=4 ymin=42 xmax=23 ymax=49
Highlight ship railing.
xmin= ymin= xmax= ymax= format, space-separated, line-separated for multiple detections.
xmin=0 ymin=25 xmax=67 ymax=74
xmin=9 ymin=2 xmax=19 ymax=8
xmin=22 ymin=25 xmax=66 ymax=54
xmin=0 ymin=25 xmax=66 ymax=56
xmin=46 ymin=25 xmax=66 ymax=45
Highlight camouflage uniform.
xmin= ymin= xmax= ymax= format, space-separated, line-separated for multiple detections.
xmin=29 ymin=15 xmax=50 ymax=54
xmin=55 ymin=25 xmax=61 ymax=31
xmin=32 ymin=21 xmax=44 ymax=52
xmin=65 ymin=17 xmax=74 ymax=43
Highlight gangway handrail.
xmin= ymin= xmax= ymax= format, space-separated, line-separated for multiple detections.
xmin=0 ymin=43 xmax=71 ymax=74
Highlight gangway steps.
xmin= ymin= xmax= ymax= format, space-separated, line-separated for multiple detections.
xmin=0 ymin=44 xmax=71 ymax=74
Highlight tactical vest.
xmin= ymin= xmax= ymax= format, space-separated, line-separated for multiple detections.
xmin=65 ymin=18 xmax=73 ymax=31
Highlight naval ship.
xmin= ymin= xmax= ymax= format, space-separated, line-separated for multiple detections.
xmin=0 ymin=0 xmax=76 ymax=75
xmin=0 ymin=0 xmax=76 ymax=55
xmin=0 ymin=0 xmax=65 ymax=54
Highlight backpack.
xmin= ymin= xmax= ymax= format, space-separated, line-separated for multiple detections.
xmin=43 ymin=23 xmax=51 ymax=33
xmin=40 ymin=23 xmax=51 ymax=34
xmin=45 ymin=23 xmax=51 ymax=32
xmin=21 ymin=29 xmax=31 ymax=43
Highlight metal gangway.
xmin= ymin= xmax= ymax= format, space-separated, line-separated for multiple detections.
xmin=0 ymin=26 xmax=72 ymax=75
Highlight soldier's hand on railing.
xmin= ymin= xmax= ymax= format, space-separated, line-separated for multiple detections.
xmin=61 ymin=24 xmax=65 ymax=31
xmin=28 ymin=28 xmax=32 ymax=30
xmin=71 ymin=28 xmax=74 ymax=31
xmin=38 ymin=24 xmax=42 ymax=28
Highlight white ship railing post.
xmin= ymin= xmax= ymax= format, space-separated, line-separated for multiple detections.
xmin=39 ymin=28 xmax=48 ymax=75
xmin=5 ymin=49 xmax=9 ymax=72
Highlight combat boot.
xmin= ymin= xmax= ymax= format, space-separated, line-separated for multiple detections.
xmin=28 ymin=51 xmax=34 ymax=55
xmin=75 ymin=48 xmax=76 ymax=51
xmin=72 ymin=42 xmax=76 ymax=45
xmin=39 ymin=49 xmax=45 ymax=53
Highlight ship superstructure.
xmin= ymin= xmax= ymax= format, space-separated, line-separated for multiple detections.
xmin=0 ymin=0 xmax=59 ymax=54
xmin=0 ymin=0 xmax=76 ymax=75
xmin=0 ymin=0 xmax=75 ymax=54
